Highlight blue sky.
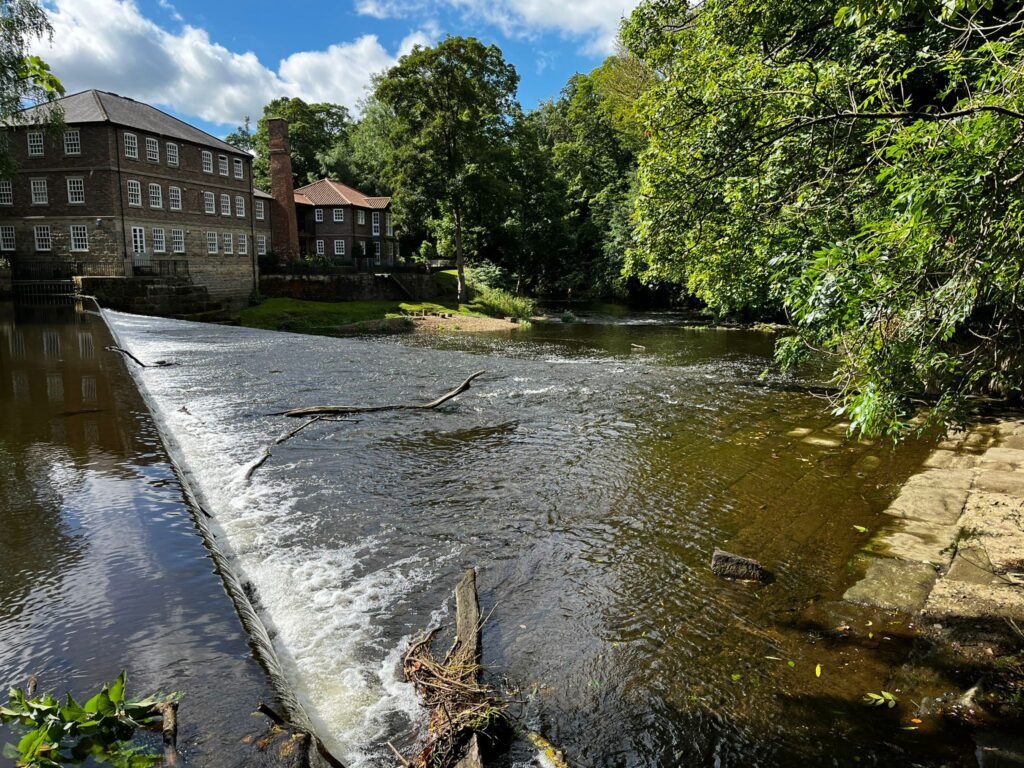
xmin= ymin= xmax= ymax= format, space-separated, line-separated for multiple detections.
xmin=35 ymin=0 xmax=639 ymax=138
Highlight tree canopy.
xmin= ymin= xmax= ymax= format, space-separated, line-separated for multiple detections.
xmin=374 ymin=36 xmax=520 ymax=302
xmin=624 ymin=0 xmax=1024 ymax=436
xmin=1 ymin=0 xmax=63 ymax=178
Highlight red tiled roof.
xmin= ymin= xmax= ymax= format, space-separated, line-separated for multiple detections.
xmin=293 ymin=178 xmax=391 ymax=208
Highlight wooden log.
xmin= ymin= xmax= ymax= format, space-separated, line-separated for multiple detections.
xmin=452 ymin=568 xmax=481 ymax=669
xmin=157 ymin=701 xmax=180 ymax=767
xmin=276 ymin=371 xmax=486 ymax=418
xmin=711 ymin=549 xmax=770 ymax=582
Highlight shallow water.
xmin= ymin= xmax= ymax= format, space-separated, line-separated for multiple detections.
xmin=101 ymin=312 xmax=995 ymax=767
xmin=0 ymin=302 xmax=278 ymax=766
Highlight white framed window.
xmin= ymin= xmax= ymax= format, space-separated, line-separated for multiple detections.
xmin=152 ymin=227 xmax=166 ymax=253
xmin=169 ymin=186 xmax=182 ymax=211
xmin=218 ymin=155 xmax=229 ymax=176
xmin=167 ymin=142 xmax=179 ymax=167
xmin=333 ymin=208 xmax=344 ymax=223
xmin=202 ymin=150 xmax=213 ymax=173
xmin=372 ymin=211 xmax=380 ymax=235
xmin=386 ymin=212 xmax=393 ymax=236
xmin=148 ymin=183 xmax=163 ymax=208
xmin=146 ymin=137 xmax=159 ymax=162
xmin=220 ymin=193 xmax=230 ymax=216
xmin=30 ymin=178 xmax=47 ymax=205
xmin=171 ymin=228 xmax=185 ymax=253
xmin=64 ymin=129 xmax=81 ymax=155
xmin=334 ymin=239 xmax=345 ymax=256
xmin=27 ymin=131 xmax=44 ymax=157
xmin=131 ymin=226 xmax=146 ymax=254
xmin=233 ymin=158 xmax=244 ymax=179
xmin=255 ymin=199 xmax=265 ymax=220
xmin=387 ymin=241 xmax=394 ymax=257
xmin=206 ymin=231 xmax=218 ymax=254
xmin=360 ymin=240 xmax=366 ymax=255
xmin=66 ymin=177 xmax=85 ymax=204
xmin=127 ymin=179 xmax=142 ymax=207
xmin=315 ymin=208 xmax=324 ymax=222
xmin=238 ymin=233 xmax=247 ymax=254
xmin=124 ymin=132 xmax=138 ymax=159
xmin=0 ymin=180 xmax=11 ymax=206
xmin=0 ymin=226 xmax=15 ymax=251
xmin=235 ymin=195 xmax=245 ymax=218
xmin=33 ymin=225 xmax=51 ymax=251
xmin=316 ymin=239 xmax=324 ymax=255
xmin=204 ymin=191 xmax=216 ymax=214
xmin=257 ymin=234 xmax=267 ymax=255
xmin=374 ymin=241 xmax=381 ymax=263
xmin=223 ymin=232 xmax=233 ymax=254
xmin=70 ymin=224 xmax=89 ymax=252
xmin=357 ymin=209 xmax=365 ymax=225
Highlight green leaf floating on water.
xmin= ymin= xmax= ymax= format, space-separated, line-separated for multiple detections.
xmin=853 ymin=525 xmax=868 ymax=533
xmin=815 ymin=664 xmax=822 ymax=677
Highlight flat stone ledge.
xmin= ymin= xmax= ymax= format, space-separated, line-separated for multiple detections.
xmin=843 ymin=556 xmax=938 ymax=613
xmin=922 ymin=579 xmax=1024 ymax=623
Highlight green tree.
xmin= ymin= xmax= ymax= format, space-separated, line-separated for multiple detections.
xmin=250 ymin=97 xmax=352 ymax=189
xmin=225 ymin=115 xmax=254 ymax=152
xmin=1 ymin=0 xmax=64 ymax=178
xmin=624 ymin=0 xmax=1024 ymax=436
xmin=375 ymin=36 xmax=520 ymax=302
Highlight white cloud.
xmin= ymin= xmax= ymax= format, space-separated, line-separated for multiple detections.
xmin=36 ymin=0 xmax=435 ymax=126
xmin=354 ymin=0 xmax=639 ymax=54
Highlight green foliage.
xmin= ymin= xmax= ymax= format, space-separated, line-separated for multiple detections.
xmin=0 ymin=672 xmax=178 ymax=767
xmin=1 ymin=0 xmax=64 ymax=178
xmin=470 ymin=285 xmax=536 ymax=319
xmin=250 ymin=97 xmax=352 ymax=189
xmin=624 ymin=0 xmax=1024 ymax=437
xmin=374 ymin=36 xmax=520 ymax=302
xmin=862 ymin=690 xmax=898 ymax=708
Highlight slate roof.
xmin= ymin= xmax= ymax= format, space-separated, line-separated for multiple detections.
xmin=293 ymin=178 xmax=391 ymax=209
xmin=253 ymin=188 xmax=274 ymax=199
xmin=11 ymin=90 xmax=245 ymax=155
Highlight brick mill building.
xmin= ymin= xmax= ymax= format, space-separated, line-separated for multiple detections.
xmin=0 ymin=90 xmax=275 ymax=310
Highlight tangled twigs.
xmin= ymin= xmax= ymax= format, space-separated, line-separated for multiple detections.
xmin=256 ymin=702 xmax=346 ymax=768
xmin=275 ymin=371 xmax=486 ymax=418
xmin=401 ymin=569 xmax=509 ymax=768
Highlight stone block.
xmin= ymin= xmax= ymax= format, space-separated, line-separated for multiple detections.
xmin=884 ymin=483 xmax=969 ymax=526
xmin=843 ymin=555 xmax=938 ymax=613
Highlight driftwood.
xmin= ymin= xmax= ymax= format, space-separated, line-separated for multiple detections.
xmin=275 ymin=415 xmax=323 ymax=445
xmin=157 ymin=701 xmax=180 ymax=767
xmin=276 ymin=371 xmax=486 ymax=418
xmin=106 ymin=345 xmax=174 ymax=368
xmin=402 ymin=568 xmax=505 ymax=768
xmin=244 ymin=448 xmax=272 ymax=482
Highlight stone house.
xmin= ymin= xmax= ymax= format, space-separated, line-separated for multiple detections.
xmin=0 ymin=90 xmax=266 ymax=309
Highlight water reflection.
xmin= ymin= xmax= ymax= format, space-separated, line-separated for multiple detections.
xmin=0 ymin=302 xmax=277 ymax=767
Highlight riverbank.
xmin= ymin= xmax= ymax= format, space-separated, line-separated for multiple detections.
xmin=844 ymin=414 xmax=1024 ymax=738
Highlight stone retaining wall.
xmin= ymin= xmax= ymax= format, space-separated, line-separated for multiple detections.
xmin=260 ymin=272 xmax=448 ymax=302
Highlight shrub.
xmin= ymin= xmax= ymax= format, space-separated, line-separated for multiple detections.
xmin=471 ymin=286 xmax=535 ymax=320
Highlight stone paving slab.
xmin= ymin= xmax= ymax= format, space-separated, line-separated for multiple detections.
xmin=843 ymin=417 xmax=1024 ymax=622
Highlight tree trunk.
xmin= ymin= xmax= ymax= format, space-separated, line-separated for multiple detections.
xmin=454 ymin=206 xmax=467 ymax=304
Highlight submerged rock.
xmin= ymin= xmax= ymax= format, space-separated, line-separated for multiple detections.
xmin=711 ymin=549 xmax=770 ymax=581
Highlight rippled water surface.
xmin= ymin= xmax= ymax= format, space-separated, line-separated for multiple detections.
xmin=0 ymin=303 xmax=277 ymax=766
xmin=98 ymin=311 xmax=998 ymax=768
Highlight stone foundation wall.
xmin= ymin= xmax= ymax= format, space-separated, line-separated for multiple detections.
xmin=187 ymin=257 xmax=255 ymax=308
xmin=76 ymin=275 xmax=220 ymax=316
xmin=0 ymin=266 xmax=10 ymax=298
xmin=259 ymin=272 xmax=447 ymax=303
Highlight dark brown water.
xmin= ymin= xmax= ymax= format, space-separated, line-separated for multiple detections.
xmin=0 ymin=302 xmax=284 ymax=766
xmin=100 ymin=311 xmax=994 ymax=767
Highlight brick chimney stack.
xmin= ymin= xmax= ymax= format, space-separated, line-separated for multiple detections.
xmin=268 ymin=117 xmax=300 ymax=263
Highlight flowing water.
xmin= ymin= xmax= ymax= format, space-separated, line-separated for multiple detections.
xmin=95 ymin=310 xmax=992 ymax=768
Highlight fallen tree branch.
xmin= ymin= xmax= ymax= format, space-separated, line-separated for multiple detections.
xmin=276 ymin=371 xmax=486 ymax=418
xmin=157 ymin=701 xmax=180 ymax=767
xmin=105 ymin=346 xmax=174 ymax=368
xmin=244 ymin=448 xmax=271 ymax=482
xmin=275 ymin=415 xmax=323 ymax=445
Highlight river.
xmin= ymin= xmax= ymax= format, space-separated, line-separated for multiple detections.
xmin=100 ymin=309 xmax=989 ymax=768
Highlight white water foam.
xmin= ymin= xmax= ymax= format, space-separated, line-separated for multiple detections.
xmin=103 ymin=311 xmax=426 ymax=766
